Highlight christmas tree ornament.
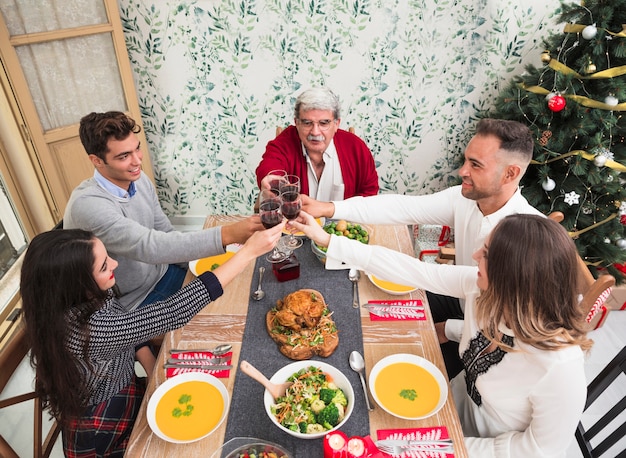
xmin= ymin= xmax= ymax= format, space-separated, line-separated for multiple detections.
xmin=542 ymin=177 xmax=556 ymax=191
xmin=581 ymin=24 xmax=598 ymax=39
xmin=604 ymin=95 xmax=619 ymax=106
xmin=539 ymin=130 xmax=552 ymax=146
xmin=585 ymin=61 xmax=597 ymax=74
xmin=604 ymin=237 xmax=612 ymax=244
xmin=594 ymin=154 xmax=608 ymax=166
xmin=547 ymin=94 xmax=566 ymax=112
xmin=617 ymin=239 xmax=626 ymax=249
xmin=541 ymin=51 xmax=551 ymax=63
xmin=564 ymin=191 xmax=580 ymax=206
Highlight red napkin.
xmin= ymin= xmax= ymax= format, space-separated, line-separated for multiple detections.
xmin=367 ymin=300 xmax=426 ymax=321
xmin=165 ymin=351 xmax=232 ymax=378
xmin=375 ymin=427 xmax=454 ymax=457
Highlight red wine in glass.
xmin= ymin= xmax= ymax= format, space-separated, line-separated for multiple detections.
xmin=281 ymin=193 xmax=301 ymax=220
xmin=280 ymin=191 xmax=303 ymax=249
xmin=260 ymin=201 xmax=282 ymax=228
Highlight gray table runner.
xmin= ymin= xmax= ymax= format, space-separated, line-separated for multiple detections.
xmin=222 ymin=241 xmax=370 ymax=457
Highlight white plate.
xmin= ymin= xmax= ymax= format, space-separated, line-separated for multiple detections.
xmin=368 ymin=353 xmax=447 ymax=420
xmin=147 ymin=372 xmax=229 ymax=443
xmin=264 ymin=361 xmax=354 ymax=439
xmin=188 ymin=244 xmax=240 ymax=276
xmin=367 ymin=274 xmax=418 ymax=295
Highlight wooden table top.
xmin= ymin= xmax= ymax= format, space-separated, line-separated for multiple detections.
xmin=125 ymin=216 xmax=467 ymax=457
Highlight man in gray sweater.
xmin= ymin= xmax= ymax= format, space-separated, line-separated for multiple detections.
xmin=64 ymin=111 xmax=263 ymax=311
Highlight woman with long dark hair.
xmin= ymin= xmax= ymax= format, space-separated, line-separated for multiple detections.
xmin=294 ymin=212 xmax=591 ymax=458
xmin=20 ymin=224 xmax=283 ymax=457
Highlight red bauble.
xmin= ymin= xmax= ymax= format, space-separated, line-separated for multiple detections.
xmin=548 ymin=94 xmax=566 ymax=112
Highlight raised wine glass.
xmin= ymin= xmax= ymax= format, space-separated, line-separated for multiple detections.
xmin=265 ymin=169 xmax=287 ymax=196
xmin=258 ymin=189 xmax=288 ymax=263
xmin=280 ymin=175 xmax=303 ymax=250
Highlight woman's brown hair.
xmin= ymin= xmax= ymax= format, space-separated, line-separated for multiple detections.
xmin=475 ymin=214 xmax=593 ymax=352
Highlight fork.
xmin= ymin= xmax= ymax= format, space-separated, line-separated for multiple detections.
xmin=375 ymin=442 xmax=454 ymax=456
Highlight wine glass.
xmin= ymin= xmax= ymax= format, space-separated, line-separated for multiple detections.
xmin=280 ymin=175 xmax=303 ymax=250
xmin=258 ymin=190 xmax=288 ymax=263
xmin=265 ymin=169 xmax=287 ymax=196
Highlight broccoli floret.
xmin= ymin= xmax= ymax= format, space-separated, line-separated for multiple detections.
xmin=316 ymin=403 xmax=340 ymax=429
xmin=319 ymin=388 xmax=336 ymax=405
xmin=311 ymin=399 xmax=326 ymax=414
xmin=298 ymin=421 xmax=308 ymax=433
xmin=331 ymin=389 xmax=348 ymax=407
xmin=306 ymin=423 xmax=325 ymax=434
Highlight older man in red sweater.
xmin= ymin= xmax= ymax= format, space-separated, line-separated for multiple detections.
xmin=256 ymin=87 xmax=379 ymax=200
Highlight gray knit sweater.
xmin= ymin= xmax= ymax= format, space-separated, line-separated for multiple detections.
xmin=64 ymin=173 xmax=224 ymax=310
xmin=66 ymin=272 xmax=222 ymax=406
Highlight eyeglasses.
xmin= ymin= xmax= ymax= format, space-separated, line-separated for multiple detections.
xmin=296 ymin=119 xmax=336 ymax=131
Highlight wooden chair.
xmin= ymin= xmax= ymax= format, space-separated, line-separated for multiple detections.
xmin=575 ymin=345 xmax=626 ymax=457
xmin=0 ymin=324 xmax=61 ymax=458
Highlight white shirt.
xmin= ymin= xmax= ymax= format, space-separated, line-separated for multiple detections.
xmin=325 ymin=235 xmax=587 ymax=458
xmin=303 ymin=139 xmax=345 ymax=201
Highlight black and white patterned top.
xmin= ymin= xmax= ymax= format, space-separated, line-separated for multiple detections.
xmin=65 ymin=272 xmax=222 ymax=406
xmin=462 ymin=332 xmax=514 ymax=406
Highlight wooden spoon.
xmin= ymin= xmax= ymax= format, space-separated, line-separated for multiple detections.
xmin=239 ymin=360 xmax=293 ymax=400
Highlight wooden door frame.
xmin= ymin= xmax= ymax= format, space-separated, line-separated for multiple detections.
xmin=0 ymin=0 xmax=154 ymax=225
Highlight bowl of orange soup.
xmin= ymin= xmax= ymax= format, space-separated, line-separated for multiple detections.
xmin=367 ymin=274 xmax=417 ymax=295
xmin=368 ymin=354 xmax=447 ymax=420
xmin=147 ymin=372 xmax=229 ymax=443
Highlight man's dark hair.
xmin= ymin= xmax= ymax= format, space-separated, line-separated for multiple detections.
xmin=79 ymin=111 xmax=142 ymax=160
xmin=476 ymin=118 xmax=533 ymax=162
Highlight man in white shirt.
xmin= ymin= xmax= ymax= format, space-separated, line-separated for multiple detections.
xmin=302 ymin=118 xmax=543 ymax=377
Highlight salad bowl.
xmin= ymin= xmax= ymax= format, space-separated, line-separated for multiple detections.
xmin=264 ymin=361 xmax=354 ymax=439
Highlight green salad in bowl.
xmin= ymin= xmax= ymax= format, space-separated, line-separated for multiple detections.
xmin=264 ymin=361 xmax=354 ymax=439
xmin=311 ymin=220 xmax=370 ymax=264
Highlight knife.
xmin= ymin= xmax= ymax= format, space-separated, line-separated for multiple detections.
xmin=376 ymin=439 xmax=452 ymax=447
xmin=364 ymin=304 xmax=426 ymax=318
xmin=163 ymin=363 xmax=233 ymax=370
xmin=166 ymin=356 xmax=229 ymax=365
xmin=169 ymin=348 xmax=230 ymax=354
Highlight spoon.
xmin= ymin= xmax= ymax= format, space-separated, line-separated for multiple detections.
xmin=169 ymin=343 xmax=232 ymax=355
xmin=251 ymin=266 xmax=266 ymax=301
xmin=349 ymin=268 xmax=361 ymax=308
xmin=239 ymin=360 xmax=293 ymax=401
xmin=349 ymin=350 xmax=374 ymax=411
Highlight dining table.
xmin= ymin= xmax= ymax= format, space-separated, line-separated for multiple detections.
xmin=125 ymin=215 xmax=468 ymax=457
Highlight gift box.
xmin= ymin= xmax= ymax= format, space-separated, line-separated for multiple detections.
xmin=413 ymin=225 xmax=454 ymax=264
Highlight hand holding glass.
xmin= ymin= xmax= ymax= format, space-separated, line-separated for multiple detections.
xmin=259 ymin=190 xmax=287 ymax=263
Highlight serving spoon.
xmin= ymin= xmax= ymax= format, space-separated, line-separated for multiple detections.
xmin=349 ymin=350 xmax=374 ymax=411
xmin=251 ymin=266 xmax=266 ymax=301
xmin=169 ymin=343 xmax=232 ymax=355
xmin=239 ymin=360 xmax=293 ymax=401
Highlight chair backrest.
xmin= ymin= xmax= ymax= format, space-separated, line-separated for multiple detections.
xmin=0 ymin=324 xmax=61 ymax=458
xmin=575 ymin=345 xmax=626 ymax=457
xmin=548 ymin=212 xmax=616 ymax=330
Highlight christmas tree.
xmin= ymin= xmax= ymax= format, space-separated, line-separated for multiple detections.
xmin=488 ymin=0 xmax=626 ymax=282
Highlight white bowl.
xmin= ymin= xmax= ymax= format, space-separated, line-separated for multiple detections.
xmin=368 ymin=353 xmax=447 ymax=420
xmin=367 ymin=273 xmax=417 ymax=295
xmin=188 ymin=244 xmax=241 ymax=276
xmin=264 ymin=361 xmax=354 ymax=439
xmin=147 ymin=372 xmax=229 ymax=443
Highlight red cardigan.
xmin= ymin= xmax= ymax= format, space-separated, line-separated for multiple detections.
xmin=255 ymin=125 xmax=379 ymax=198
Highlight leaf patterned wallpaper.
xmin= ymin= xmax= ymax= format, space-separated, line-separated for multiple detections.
xmin=118 ymin=0 xmax=558 ymax=218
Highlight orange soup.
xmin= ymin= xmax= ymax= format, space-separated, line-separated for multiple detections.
xmin=155 ymin=380 xmax=224 ymax=441
xmin=371 ymin=275 xmax=414 ymax=293
xmin=195 ymin=252 xmax=235 ymax=275
xmin=374 ymin=362 xmax=440 ymax=418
